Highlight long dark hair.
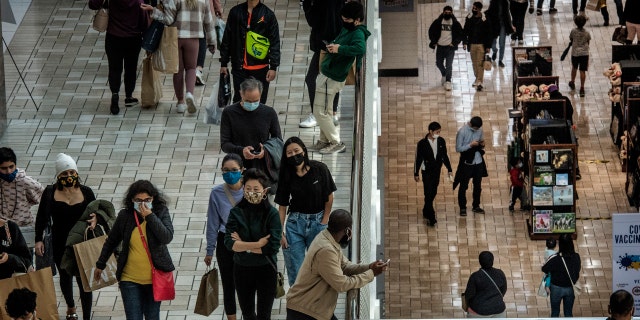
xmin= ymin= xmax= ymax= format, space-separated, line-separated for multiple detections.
xmin=238 ymin=168 xmax=272 ymax=212
xmin=558 ymin=233 xmax=576 ymax=257
xmin=222 ymin=153 xmax=243 ymax=169
xmin=122 ymin=180 xmax=168 ymax=212
xmin=278 ymin=136 xmax=311 ymax=185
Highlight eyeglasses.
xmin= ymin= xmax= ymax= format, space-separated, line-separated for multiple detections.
xmin=133 ymin=198 xmax=153 ymax=203
xmin=222 ymin=168 xmax=242 ymax=173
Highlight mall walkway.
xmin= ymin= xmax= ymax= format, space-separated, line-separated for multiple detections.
xmin=1 ymin=0 xmax=351 ymax=318
xmin=380 ymin=1 xmax=630 ymax=318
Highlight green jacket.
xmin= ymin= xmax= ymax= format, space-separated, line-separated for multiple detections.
xmin=60 ymin=199 xmax=116 ymax=276
xmin=224 ymin=203 xmax=281 ymax=267
xmin=321 ymin=25 xmax=371 ymax=82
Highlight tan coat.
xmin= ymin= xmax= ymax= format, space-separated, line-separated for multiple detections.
xmin=286 ymin=229 xmax=374 ymax=320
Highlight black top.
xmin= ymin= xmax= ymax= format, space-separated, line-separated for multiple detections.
xmin=624 ymin=0 xmax=640 ymax=24
xmin=303 ymin=0 xmax=344 ymax=53
xmin=96 ymin=206 xmax=175 ymax=280
xmin=428 ymin=15 xmax=464 ymax=49
xmin=0 ymin=220 xmax=31 ymax=279
xmin=463 ymin=13 xmax=493 ymax=48
xmin=34 ymin=185 xmax=96 ymax=264
xmin=275 ymin=161 xmax=337 ymax=213
xmin=542 ymin=252 xmax=581 ymax=287
xmin=414 ymin=136 xmax=453 ymax=176
xmin=465 ymin=267 xmax=507 ymax=315
xmin=485 ymin=0 xmax=514 ymax=37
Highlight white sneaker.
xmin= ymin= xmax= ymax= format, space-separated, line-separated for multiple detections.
xmin=176 ymin=103 xmax=187 ymax=113
xmin=444 ymin=81 xmax=452 ymax=91
xmin=299 ymin=113 xmax=317 ymax=128
xmin=195 ymin=70 xmax=205 ymax=85
xmin=185 ymin=92 xmax=197 ymax=113
xmin=441 ymin=76 xmax=446 ymax=86
xmin=319 ymin=142 xmax=346 ymax=154
xmin=472 ymin=80 xmax=478 ymax=87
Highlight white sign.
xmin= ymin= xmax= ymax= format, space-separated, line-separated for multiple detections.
xmin=612 ymin=213 xmax=640 ymax=316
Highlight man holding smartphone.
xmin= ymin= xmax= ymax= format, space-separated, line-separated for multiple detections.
xmin=454 ymin=116 xmax=486 ymax=216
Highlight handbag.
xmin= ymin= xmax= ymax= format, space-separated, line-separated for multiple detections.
xmin=561 ymin=255 xmax=582 ymax=296
xmin=152 ymin=26 xmax=179 ymax=74
xmin=537 ymin=274 xmax=549 ymax=297
xmin=134 ymin=212 xmax=176 ymax=302
xmin=265 ymin=255 xmax=286 ymax=298
xmin=483 ymin=54 xmax=492 ymax=71
xmin=218 ymin=73 xmax=232 ymax=107
xmin=561 ymin=42 xmax=572 ymax=61
xmin=142 ymin=20 xmax=165 ymax=53
xmin=35 ymin=217 xmax=57 ymax=276
xmin=194 ymin=266 xmax=219 ymax=316
xmin=92 ymin=0 xmax=108 ymax=32
xmin=73 ymin=226 xmax=118 ymax=292
xmin=141 ymin=55 xmax=163 ymax=108
xmin=613 ymin=26 xmax=628 ymax=44
xmin=461 ymin=292 xmax=468 ymax=311
xmin=0 ymin=267 xmax=59 ymax=319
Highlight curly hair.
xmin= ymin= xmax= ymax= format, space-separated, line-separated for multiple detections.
xmin=122 ymin=180 xmax=168 ymax=212
xmin=5 ymin=288 xmax=37 ymax=318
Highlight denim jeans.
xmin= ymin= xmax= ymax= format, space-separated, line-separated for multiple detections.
xmin=283 ymin=211 xmax=327 ymax=286
xmin=549 ymin=284 xmax=575 ymax=317
xmin=119 ymin=281 xmax=161 ymax=320
xmin=435 ymin=45 xmax=455 ymax=82
xmin=491 ymin=25 xmax=507 ymax=63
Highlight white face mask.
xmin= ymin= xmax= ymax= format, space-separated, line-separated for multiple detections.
xmin=432 ymin=134 xmax=440 ymax=139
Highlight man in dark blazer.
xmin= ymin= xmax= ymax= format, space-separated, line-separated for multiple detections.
xmin=414 ymin=122 xmax=453 ymax=226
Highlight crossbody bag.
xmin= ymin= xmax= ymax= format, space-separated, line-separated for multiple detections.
xmin=560 ymin=255 xmax=582 ymax=296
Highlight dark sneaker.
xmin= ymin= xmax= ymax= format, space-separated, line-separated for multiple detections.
xmin=537 ymin=9 xmax=543 ymax=15
xmin=428 ymin=220 xmax=437 ymax=227
xmin=476 ymin=84 xmax=483 ymax=91
xmin=110 ymin=93 xmax=120 ymax=115
xmin=472 ymin=207 xmax=485 ymax=214
xmin=579 ymin=88 xmax=585 ymax=97
xmin=568 ymin=81 xmax=576 ymax=90
xmin=499 ymin=61 xmax=505 ymax=68
xmin=508 ymin=206 xmax=515 ymax=212
xmin=460 ymin=208 xmax=467 ymax=216
xmin=549 ymin=8 xmax=558 ymax=13
xmin=491 ymin=52 xmax=497 ymax=61
xmin=308 ymin=140 xmax=330 ymax=151
xmin=125 ymin=97 xmax=138 ymax=107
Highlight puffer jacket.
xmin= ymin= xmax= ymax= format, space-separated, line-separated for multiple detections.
xmin=60 ymin=199 xmax=116 ymax=276
xmin=96 ymin=206 xmax=174 ymax=280
xmin=219 ymin=2 xmax=280 ymax=70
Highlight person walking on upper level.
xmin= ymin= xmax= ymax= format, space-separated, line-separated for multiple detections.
xmin=219 ymin=0 xmax=280 ymax=104
xmin=624 ymin=0 xmax=640 ymax=44
xmin=413 ymin=122 xmax=453 ymax=226
xmin=464 ymin=251 xmax=507 ymax=318
xmin=463 ymin=2 xmax=493 ymax=91
xmin=428 ymin=6 xmax=463 ymax=91
xmin=142 ymin=0 xmax=217 ymax=114
xmin=454 ymin=116 xmax=486 ymax=216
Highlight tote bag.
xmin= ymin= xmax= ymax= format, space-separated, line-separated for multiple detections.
xmin=141 ymin=56 xmax=163 ymax=108
xmin=0 ymin=267 xmax=59 ymax=320
xmin=152 ymin=26 xmax=179 ymax=74
xmin=194 ymin=267 xmax=219 ymax=316
xmin=73 ymin=232 xmax=118 ymax=292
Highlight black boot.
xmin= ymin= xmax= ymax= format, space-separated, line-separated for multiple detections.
xmin=601 ymin=7 xmax=609 ymax=26
xmin=110 ymin=93 xmax=120 ymax=115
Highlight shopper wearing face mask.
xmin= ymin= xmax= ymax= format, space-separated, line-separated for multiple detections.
xmin=428 ymin=6 xmax=463 ymax=91
xmin=34 ymin=153 xmax=96 ymax=320
xmin=508 ymin=157 xmax=527 ymax=212
xmin=94 ymin=180 xmax=174 ymax=319
xmin=224 ymin=168 xmax=282 ymax=320
xmin=275 ymin=137 xmax=337 ymax=286
xmin=453 ymin=116 xmax=487 ymax=216
xmin=285 ymin=209 xmax=388 ymax=320
xmin=462 ymin=2 xmax=493 ymax=91
xmin=221 ymin=78 xmax=282 ymax=184
xmin=413 ymin=122 xmax=453 ymax=227
xmin=204 ymin=153 xmax=244 ymax=320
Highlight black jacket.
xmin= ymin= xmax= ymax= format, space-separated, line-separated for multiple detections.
xmin=542 ymin=252 xmax=581 ymax=288
xmin=0 ymin=220 xmax=31 ymax=279
xmin=303 ymin=0 xmax=344 ymax=53
xmin=428 ymin=15 xmax=464 ymax=49
xmin=485 ymin=0 xmax=514 ymax=37
xmin=624 ymin=0 xmax=640 ymax=24
xmin=219 ymin=2 xmax=280 ymax=70
xmin=463 ymin=12 xmax=493 ymax=49
xmin=96 ymin=206 xmax=174 ymax=280
xmin=414 ymin=136 xmax=453 ymax=176
xmin=465 ymin=267 xmax=507 ymax=315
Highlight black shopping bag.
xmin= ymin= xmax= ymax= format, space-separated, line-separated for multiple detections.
xmin=218 ymin=73 xmax=232 ymax=107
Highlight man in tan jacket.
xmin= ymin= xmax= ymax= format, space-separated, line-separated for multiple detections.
xmin=285 ymin=209 xmax=388 ymax=320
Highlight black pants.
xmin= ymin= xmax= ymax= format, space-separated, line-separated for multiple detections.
xmin=197 ymin=37 xmax=207 ymax=67
xmin=59 ymin=266 xmax=92 ymax=320
xmin=305 ymin=51 xmax=339 ymax=113
xmin=105 ymin=33 xmax=142 ymax=97
xmin=234 ymin=263 xmax=276 ymax=320
xmin=510 ymin=1 xmax=528 ymax=40
xmin=216 ymin=232 xmax=237 ymax=315
xmin=457 ymin=163 xmax=483 ymax=209
xmin=572 ymin=0 xmax=587 ymax=14
xmin=510 ymin=186 xmax=524 ymax=207
xmin=421 ymin=170 xmax=440 ymax=222
xmin=231 ymin=67 xmax=270 ymax=104
xmin=286 ymin=308 xmax=338 ymax=320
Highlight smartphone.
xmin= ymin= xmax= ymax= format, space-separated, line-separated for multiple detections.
xmin=251 ymin=145 xmax=262 ymax=155
xmin=322 ymin=40 xmax=330 ymax=46
xmin=384 ymin=258 xmax=391 ymax=264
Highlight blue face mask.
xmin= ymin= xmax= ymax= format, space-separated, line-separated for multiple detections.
xmin=243 ymin=101 xmax=260 ymax=111
xmin=133 ymin=201 xmax=153 ymax=212
xmin=223 ymin=171 xmax=243 ymax=185
xmin=0 ymin=169 xmax=18 ymax=183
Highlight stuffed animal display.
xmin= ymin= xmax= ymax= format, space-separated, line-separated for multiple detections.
xmin=604 ymin=63 xmax=622 ymax=103
xmin=516 ymin=83 xmax=555 ymax=101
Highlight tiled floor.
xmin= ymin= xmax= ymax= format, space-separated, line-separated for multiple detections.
xmin=0 ymin=0 xmax=632 ymax=319
xmin=1 ymin=0 xmax=352 ymax=319
xmin=381 ymin=1 xmax=631 ymax=318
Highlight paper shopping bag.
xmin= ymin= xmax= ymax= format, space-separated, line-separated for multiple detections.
xmin=152 ymin=26 xmax=178 ymax=74
xmin=74 ymin=235 xmax=118 ymax=292
xmin=141 ymin=56 xmax=163 ymax=108
xmin=0 ymin=267 xmax=59 ymax=320
xmin=194 ymin=268 xmax=219 ymax=316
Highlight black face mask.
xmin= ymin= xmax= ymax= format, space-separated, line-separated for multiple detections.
xmin=472 ymin=9 xmax=479 ymax=15
xmin=443 ymin=14 xmax=452 ymax=19
xmin=343 ymin=21 xmax=356 ymax=31
xmin=286 ymin=153 xmax=305 ymax=166
xmin=339 ymin=234 xmax=351 ymax=249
